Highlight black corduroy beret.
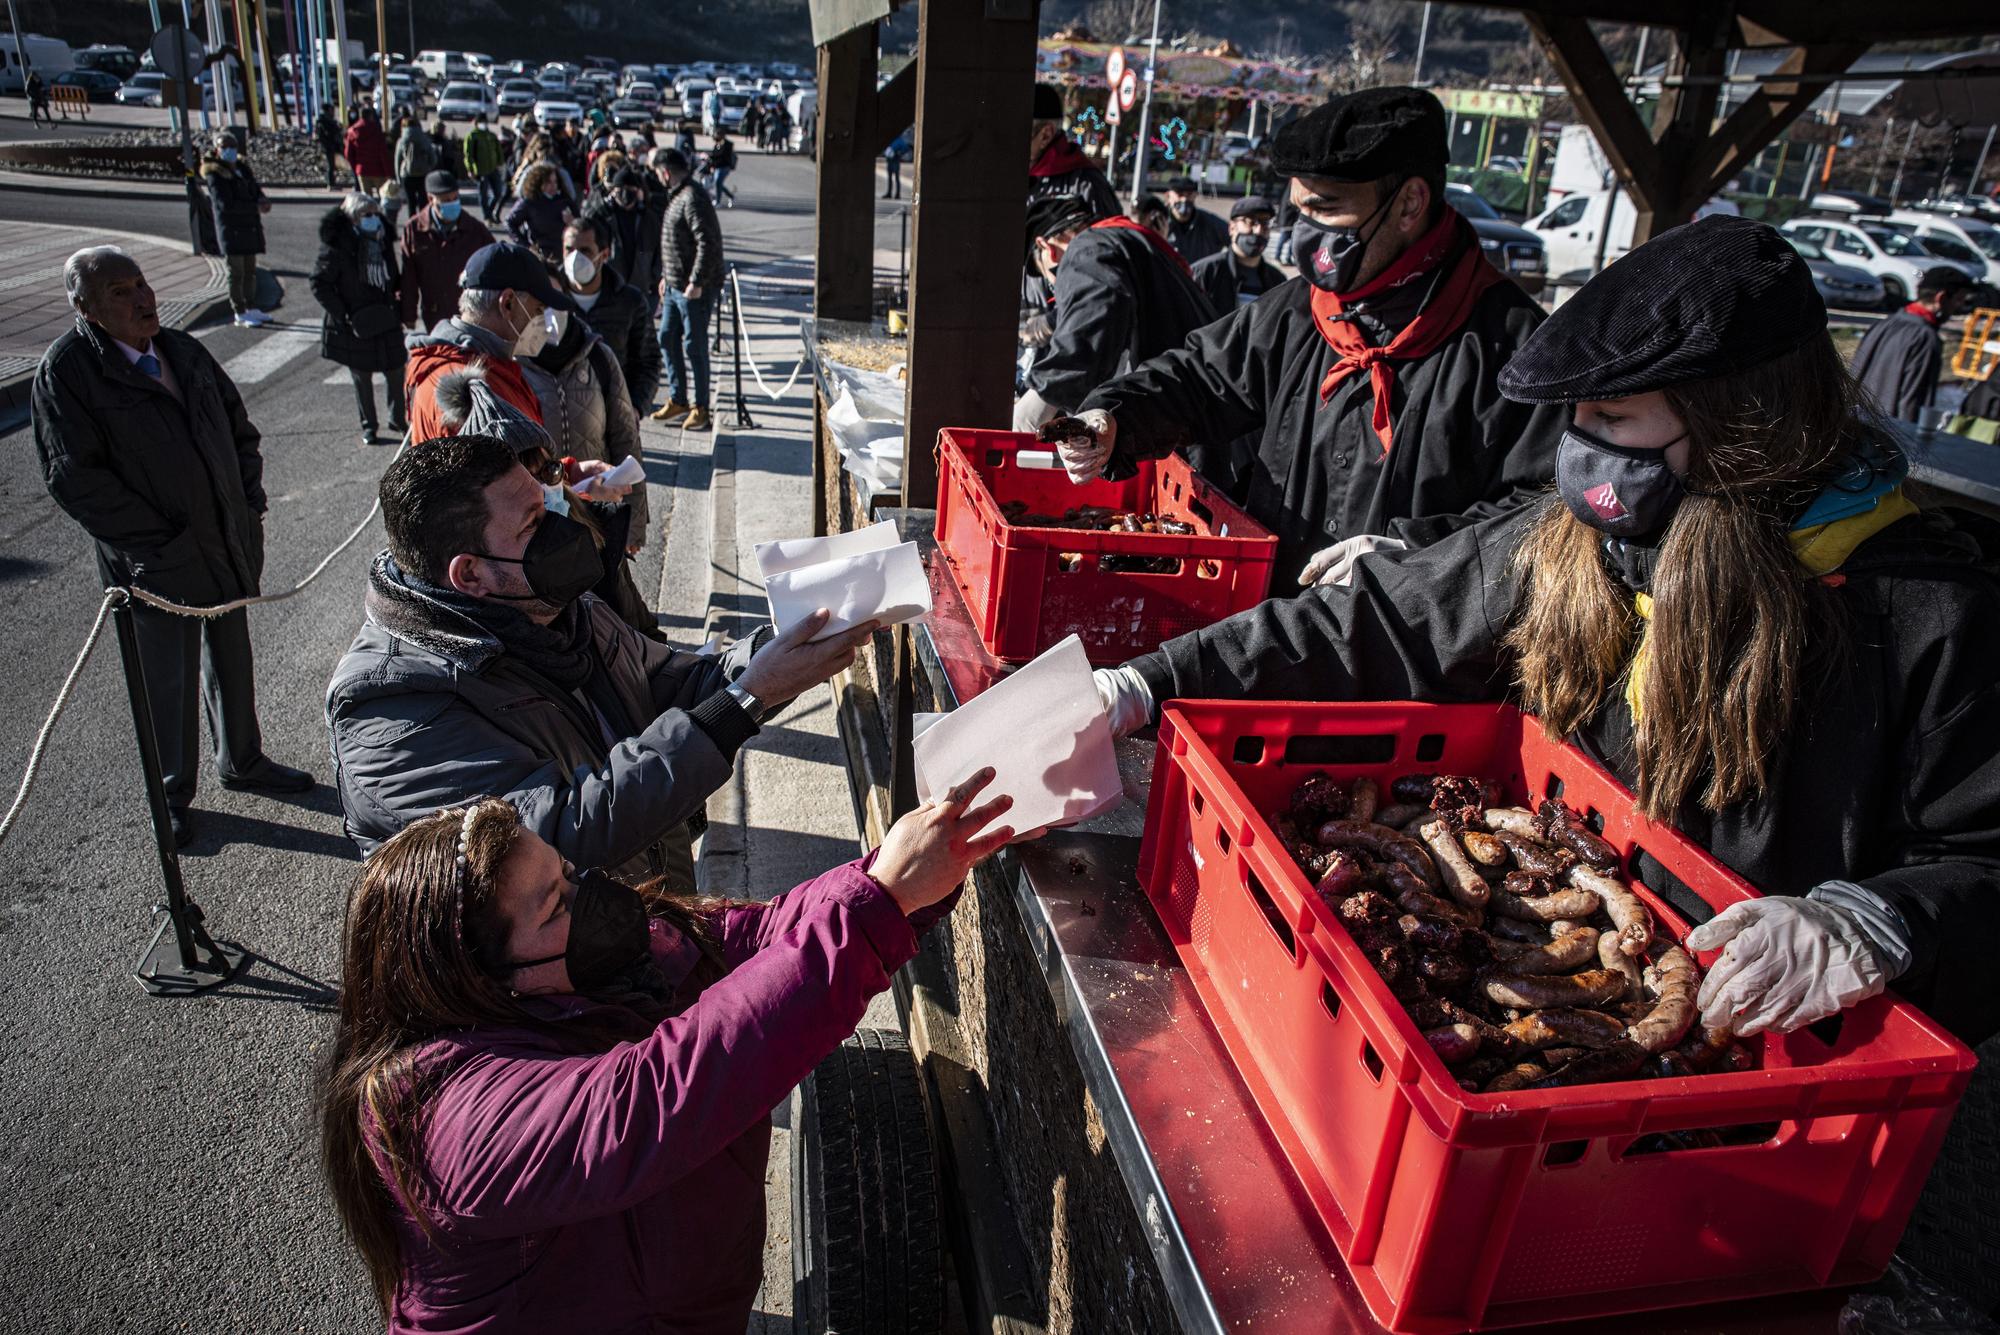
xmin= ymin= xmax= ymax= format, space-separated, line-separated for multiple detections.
xmin=1497 ymin=215 xmax=1826 ymax=404
xmin=1034 ymin=83 xmax=1065 ymax=121
xmin=1270 ymin=85 xmax=1446 ymax=182
xmin=1230 ymin=194 xmax=1277 ymax=220
xmin=1025 ymin=193 xmax=1100 ymax=258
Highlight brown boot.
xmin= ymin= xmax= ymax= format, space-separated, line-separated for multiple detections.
xmin=651 ymin=400 xmax=691 ymax=422
xmin=684 ymin=407 xmax=712 ymax=431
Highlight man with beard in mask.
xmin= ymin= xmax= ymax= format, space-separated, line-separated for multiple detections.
xmin=1162 ymin=175 xmax=1230 ymax=265
xmin=326 ymin=433 xmax=878 ymax=886
xmin=1011 ymin=194 xmax=1217 ymax=434
xmin=1049 ymin=87 xmax=1565 ymax=590
xmin=405 ymin=242 xmax=564 ymax=441
xmin=1192 ymin=195 xmax=1286 ymax=311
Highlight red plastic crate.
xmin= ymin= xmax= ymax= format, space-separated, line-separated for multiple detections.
xmin=1137 ymin=700 xmax=1974 ymax=1334
xmin=933 ymin=427 xmax=1276 ymax=664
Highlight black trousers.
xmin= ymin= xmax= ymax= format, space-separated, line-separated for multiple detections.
xmin=349 ymin=364 xmax=409 ymax=431
xmin=131 ymin=604 xmax=264 ymax=810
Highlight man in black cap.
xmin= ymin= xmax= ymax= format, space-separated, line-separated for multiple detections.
xmin=1163 ymin=175 xmax=1230 ymax=265
xmin=400 ymin=167 xmax=497 ymax=332
xmin=1091 ymin=214 xmax=2000 ymax=1049
xmin=1192 ymin=195 xmax=1286 ymax=311
xmin=1011 ymin=194 xmax=1217 ymax=433
xmin=1027 ymin=84 xmax=1119 ymax=218
xmin=1049 ymin=86 xmax=1564 ymax=589
xmin=1849 ymin=265 xmax=1974 ymax=423
xmin=406 ymin=240 xmax=578 ymax=441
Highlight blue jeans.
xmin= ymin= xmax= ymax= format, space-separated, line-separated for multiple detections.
xmin=476 ymin=171 xmax=503 ymax=220
xmin=658 ymin=288 xmax=712 ymax=408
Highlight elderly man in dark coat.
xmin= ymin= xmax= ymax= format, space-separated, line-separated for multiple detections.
xmin=31 ymin=247 xmax=313 ymax=845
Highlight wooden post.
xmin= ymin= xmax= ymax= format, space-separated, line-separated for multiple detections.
xmin=814 ymin=24 xmax=878 ymax=322
xmin=900 ymin=0 xmax=1041 ymax=510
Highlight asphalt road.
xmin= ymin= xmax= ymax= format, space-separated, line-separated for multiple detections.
xmin=0 ymin=150 xmax=902 ymax=1332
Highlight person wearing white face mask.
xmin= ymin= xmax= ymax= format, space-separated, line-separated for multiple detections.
xmin=312 ymin=193 xmax=410 ymax=446
xmin=201 ymin=131 xmax=272 ymax=327
xmin=561 ymin=216 xmax=661 ymax=414
xmin=406 ymin=241 xmax=582 ymax=445
xmin=400 ymin=168 xmax=496 ymax=333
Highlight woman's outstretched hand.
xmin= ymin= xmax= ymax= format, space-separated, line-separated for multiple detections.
xmin=870 ymin=767 xmax=1014 ymax=914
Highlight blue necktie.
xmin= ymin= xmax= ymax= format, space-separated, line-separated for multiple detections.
xmin=135 ymin=353 xmax=162 ymax=380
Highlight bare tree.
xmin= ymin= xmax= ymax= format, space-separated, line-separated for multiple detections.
xmin=1083 ymin=0 xmax=1158 ymax=46
xmin=1323 ymin=0 xmax=1412 ymax=94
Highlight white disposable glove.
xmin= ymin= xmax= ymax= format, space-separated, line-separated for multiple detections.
xmin=1050 ymin=408 xmax=1116 ymax=484
xmin=1297 ymin=534 xmax=1409 ymax=588
xmin=1011 ymin=388 xmax=1058 ymax=434
xmin=1093 ymin=665 xmax=1155 ymax=739
xmin=1685 ymin=888 xmax=1911 ymax=1037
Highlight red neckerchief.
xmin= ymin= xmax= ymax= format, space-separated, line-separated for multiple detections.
xmin=1904 ymin=301 xmax=1941 ymax=326
xmin=1088 ymin=215 xmax=1194 ymax=282
xmin=1030 ymin=137 xmax=1090 ymax=178
xmin=1311 ymin=210 xmax=1503 ymax=453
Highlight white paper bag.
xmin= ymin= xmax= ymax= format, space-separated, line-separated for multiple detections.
xmin=763 ymin=541 xmax=932 ymax=641
xmin=911 ymin=634 xmax=1122 ymax=831
xmin=571 ymin=455 xmax=647 ymax=496
xmin=754 ymin=519 xmax=900 ymax=580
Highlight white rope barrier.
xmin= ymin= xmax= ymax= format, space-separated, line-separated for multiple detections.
xmin=729 ymin=267 xmax=809 ymax=403
xmin=0 ymin=435 xmax=407 ymax=847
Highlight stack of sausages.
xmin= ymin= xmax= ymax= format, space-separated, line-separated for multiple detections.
xmin=1270 ymin=772 xmax=1755 ymax=1093
xmin=997 ymin=500 xmax=1198 ymax=574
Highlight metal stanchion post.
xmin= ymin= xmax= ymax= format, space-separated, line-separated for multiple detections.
xmin=728 ymin=266 xmax=756 ymax=429
xmin=109 ymin=591 xmax=247 ymax=997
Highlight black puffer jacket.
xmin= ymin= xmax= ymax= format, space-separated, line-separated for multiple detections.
xmin=200 ymin=156 xmax=266 ymax=256
xmin=574 ymin=262 xmax=662 ymax=411
xmin=659 ymin=177 xmax=724 ymax=293
xmin=32 ymin=319 xmax=266 ymax=606
xmin=583 ymin=186 xmax=666 ymax=299
xmin=310 ymin=208 xmax=405 ymax=374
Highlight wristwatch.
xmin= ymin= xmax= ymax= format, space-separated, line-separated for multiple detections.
xmin=726 ymin=680 xmax=767 ymax=723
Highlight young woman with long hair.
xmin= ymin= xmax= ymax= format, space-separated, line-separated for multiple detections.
xmin=319 ymin=773 xmax=1014 ymax=1332
xmin=1095 ymin=215 xmax=2000 ymax=1044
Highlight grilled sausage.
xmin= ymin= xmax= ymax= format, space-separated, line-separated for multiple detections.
xmin=1488 ymin=883 xmax=1602 ymax=923
xmin=1480 ymin=807 xmax=1542 ymax=840
xmin=1596 ymin=925 xmax=1644 ymax=1000
xmin=1460 ymin=830 xmax=1509 ymax=866
xmin=1484 ymin=1061 xmax=1549 ymax=1093
xmin=1656 ymin=1026 xmax=1736 ymax=1078
xmin=1486 ymin=914 xmax=1551 ymax=945
xmin=1348 ymin=777 xmax=1380 ymax=824
xmin=1390 ymin=773 xmax=1440 ymax=804
xmin=1490 ymin=925 xmax=1600 ymax=975
xmin=1492 ymin=829 xmax=1574 ymax=878
xmin=1483 ymin=968 xmax=1629 ymax=1010
xmin=1375 ymin=803 xmax=1431 ymax=830
xmin=1316 ymin=820 xmax=1440 ymax=890
xmin=1423 ymin=1023 xmax=1482 ymax=1066
xmin=1525 ymin=1039 xmax=1649 ymax=1089
xmin=1566 ymin=865 xmax=1653 ymax=957
xmin=1396 ymin=913 xmax=1465 ymax=953
xmin=1502 ymin=1007 xmax=1629 ymax=1052
xmin=1418 ymin=819 xmax=1490 ymax=909
xmin=1627 ymin=945 xmax=1699 ymax=1052
xmin=1314 ymin=854 xmax=1369 ymax=901
xmin=1536 ymin=799 xmax=1622 ymax=872
xmin=1393 ymin=886 xmax=1483 ymax=929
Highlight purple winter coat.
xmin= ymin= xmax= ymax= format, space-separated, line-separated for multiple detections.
xmin=378 ymin=858 xmax=938 ymax=1334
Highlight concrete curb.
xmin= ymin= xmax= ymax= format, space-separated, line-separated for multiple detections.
xmin=0 ymin=169 xmax=357 ymax=205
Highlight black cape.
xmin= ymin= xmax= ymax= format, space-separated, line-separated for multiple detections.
xmin=1082 ymin=245 xmax=1565 ymax=586
xmin=1849 ymin=309 xmax=1942 ymax=423
xmin=1166 ymin=206 xmax=1230 ymax=265
xmin=1192 ymin=248 xmax=1287 ymax=312
xmin=1026 ymin=225 xmax=1218 ymax=417
xmin=1128 ymin=498 xmax=2000 ymax=1044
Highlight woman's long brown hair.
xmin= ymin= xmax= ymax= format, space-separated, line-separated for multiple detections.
xmin=1504 ymin=333 xmax=1870 ymax=821
xmin=316 ymin=802 xmax=722 ymax=1317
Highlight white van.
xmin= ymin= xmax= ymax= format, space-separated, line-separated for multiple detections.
xmin=413 ymin=49 xmax=472 ymax=83
xmin=0 ymin=33 xmax=75 ymax=94
xmin=1890 ymin=209 xmax=2000 ymax=284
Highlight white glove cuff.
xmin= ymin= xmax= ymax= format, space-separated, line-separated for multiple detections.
xmin=1807 ymin=880 xmax=1915 ymax=980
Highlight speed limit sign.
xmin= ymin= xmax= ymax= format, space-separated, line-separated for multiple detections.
xmin=1117 ymin=69 xmax=1138 ymax=112
xmin=1105 ymin=48 xmax=1126 ymax=89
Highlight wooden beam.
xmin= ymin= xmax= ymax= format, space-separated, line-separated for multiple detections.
xmin=1526 ymin=10 xmax=1664 ymax=205
xmin=900 ymin=0 xmax=1041 ymax=510
xmin=870 ymin=61 xmax=917 ymax=158
xmin=815 ymin=24 xmax=879 ymax=322
xmin=1632 ymin=27 xmax=1725 ymax=243
xmin=1683 ymin=42 xmax=1867 ymax=205
xmin=1734 ymin=0 xmax=1997 ymax=47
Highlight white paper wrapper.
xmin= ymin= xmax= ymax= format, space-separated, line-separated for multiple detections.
xmin=912 ymin=635 xmax=1122 ymax=831
xmin=571 ymin=455 xmax=647 ymax=495
xmin=754 ymin=519 xmax=900 ymax=580
xmin=763 ymin=541 xmax=931 ymax=641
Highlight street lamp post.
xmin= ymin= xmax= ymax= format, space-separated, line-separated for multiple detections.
xmin=1127 ymin=0 xmax=1163 ymax=202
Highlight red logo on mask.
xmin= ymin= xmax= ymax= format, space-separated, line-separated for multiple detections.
xmin=1583 ymin=482 xmax=1626 ymax=522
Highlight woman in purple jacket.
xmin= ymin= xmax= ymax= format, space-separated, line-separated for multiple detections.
xmin=318 ymin=771 xmax=1014 ymax=1333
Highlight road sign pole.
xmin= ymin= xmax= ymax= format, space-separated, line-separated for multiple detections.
xmin=1129 ymin=0 xmax=1162 ymax=204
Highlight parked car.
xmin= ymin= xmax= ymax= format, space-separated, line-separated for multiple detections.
xmin=533 ymin=97 xmax=586 ymax=129
xmin=73 ymin=43 xmax=140 ymax=80
xmin=1781 ymin=218 xmax=1984 ymax=309
xmin=708 ymin=89 xmax=752 ymax=134
xmin=608 ymin=98 xmax=654 ymax=129
xmin=1446 ymin=184 xmax=1547 ymax=296
xmin=1783 ymin=234 xmax=1887 ymax=310
xmin=536 ymin=69 xmax=571 ymax=94
xmin=52 ymin=68 xmax=123 ymax=102
xmin=622 ymin=80 xmax=661 ymax=105
xmin=436 ymin=80 xmax=496 ymax=121
xmin=496 ymin=78 xmax=538 ymax=113
xmin=115 ymin=71 xmax=169 ymax=106
xmin=1803 ymin=189 xmax=1895 ymax=219
xmin=1907 ymin=193 xmax=2000 ymax=222
xmin=1890 ymin=208 xmax=2000 ymax=284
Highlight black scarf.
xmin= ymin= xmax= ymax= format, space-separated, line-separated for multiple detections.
xmin=365 ymin=551 xmax=595 ymax=689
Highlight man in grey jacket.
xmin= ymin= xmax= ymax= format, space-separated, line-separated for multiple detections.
xmin=647 ymin=147 xmax=725 ymax=431
xmin=325 ymin=434 xmax=869 ymax=886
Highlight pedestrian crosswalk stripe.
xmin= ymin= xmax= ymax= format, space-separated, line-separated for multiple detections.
xmin=325 ymin=368 xmax=350 ymax=384
xmin=219 ymin=329 xmax=318 ymax=385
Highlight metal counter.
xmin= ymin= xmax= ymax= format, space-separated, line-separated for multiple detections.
xmin=887 ymin=508 xmax=1847 ymax=1335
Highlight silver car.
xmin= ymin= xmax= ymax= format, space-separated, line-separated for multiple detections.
xmin=1785 ymin=235 xmax=1886 ymax=311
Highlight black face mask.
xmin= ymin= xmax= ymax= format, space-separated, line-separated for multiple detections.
xmin=506 ymin=867 xmax=651 ymax=993
xmin=1292 ymin=184 xmax=1401 ymax=295
xmin=1232 ymin=231 xmax=1267 ymax=259
xmin=1554 ymin=425 xmax=1691 ymax=539
xmin=472 ymin=510 xmax=604 ymax=608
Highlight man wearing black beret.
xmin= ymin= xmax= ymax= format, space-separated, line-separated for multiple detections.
xmin=1191 ymin=195 xmax=1287 ymax=312
xmin=1163 ymin=175 xmax=1230 ymax=265
xmin=1011 ymin=193 xmax=1218 ymax=433
xmin=1027 ymin=83 xmax=1120 ymax=220
xmin=1048 ymin=86 xmax=1564 ymax=589
xmin=1848 ymin=265 xmax=1974 ymax=423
